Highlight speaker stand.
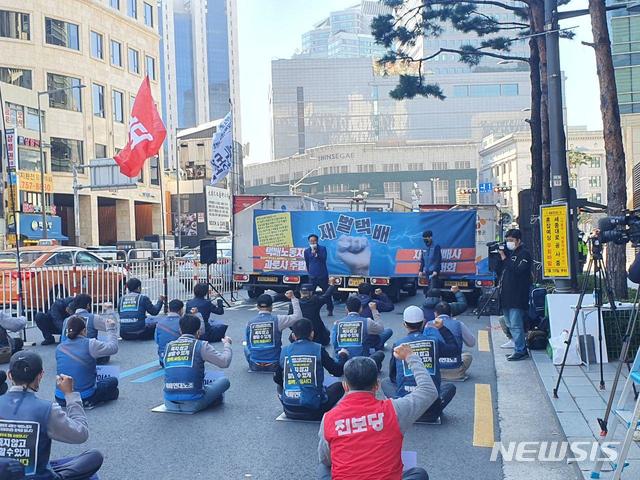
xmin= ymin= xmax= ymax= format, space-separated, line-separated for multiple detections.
xmin=205 ymin=263 xmax=232 ymax=307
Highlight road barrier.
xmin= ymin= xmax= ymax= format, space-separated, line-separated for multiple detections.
xmin=0 ymin=248 xmax=235 ymax=327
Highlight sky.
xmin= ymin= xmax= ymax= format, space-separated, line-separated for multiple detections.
xmin=236 ymin=0 xmax=602 ymax=165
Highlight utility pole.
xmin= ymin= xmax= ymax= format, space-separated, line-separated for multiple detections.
xmin=544 ymin=0 xmax=577 ymax=292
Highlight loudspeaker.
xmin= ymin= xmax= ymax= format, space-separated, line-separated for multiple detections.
xmin=200 ymin=239 xmax=218 ymax=265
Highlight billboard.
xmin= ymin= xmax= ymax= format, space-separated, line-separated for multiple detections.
xmin=251 ymin=210 xmax=476 ymax=277
xmin=205 ymin=185 xmax=231 ymax=233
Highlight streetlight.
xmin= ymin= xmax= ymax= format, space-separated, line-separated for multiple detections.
xmin=429 ymin=177 xmax=440 ymax=204
xmin=37 ymin=83 xmax=86 ymax=239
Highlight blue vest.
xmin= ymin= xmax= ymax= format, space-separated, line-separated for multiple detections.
xmin=428 ymin=316 xmax=464 ymax=369
xmin=393 ymin=331 xmax=440 ymax=397
xmin=163 ymin=335 xmax=205 ymax=401
xmin=332 ymin=313 xmax=369 ymax=358
xmin=0 ymin=391 xmax=53 ymax=478
xmin=118 ymin=292 xmax=145 ymax=332
xmin=55 ymin=337 xmax=97 ymax=399
xmin=61 ymin=310 xmax=97 ymax=343
xmin=279 ymin=340 xmax=325 ymax=409
xmin=246 ymin=313 xmax=282 ymax=365
xmin=155 ymin=314 xmax=181 ymax=361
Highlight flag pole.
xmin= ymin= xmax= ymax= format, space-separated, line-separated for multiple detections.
xmin=157 ymin=155 xmax=168 ymax=312
xmin=228 ymin=100 xmax=237 ymax=302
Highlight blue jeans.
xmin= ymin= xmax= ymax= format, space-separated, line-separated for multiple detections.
xmin=503 ymin=308 xmax=527 ymax=354
xmin=244 ymin=346 xmax=279 ymax=372
xmin=367 ymin=328 xmax=394 ymax=351
xmin=164 ymin=378 xmax=231 ymax=413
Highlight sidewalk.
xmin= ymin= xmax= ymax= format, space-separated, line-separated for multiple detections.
xmin=528 ymin=332 xmax=640 ymax=479
xmin=490 ymin=316 xmax=583 ymax=479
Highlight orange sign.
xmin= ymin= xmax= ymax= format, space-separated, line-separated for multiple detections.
xmin=18 ymin=170 xmax=53 ymax=193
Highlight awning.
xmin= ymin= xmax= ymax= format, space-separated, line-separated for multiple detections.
xmin=19 ymin=213 xmax=69 ymax=241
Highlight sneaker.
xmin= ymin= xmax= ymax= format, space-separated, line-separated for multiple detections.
xmin=507 ymin=351 xmax=530 ymax=361
xmin=41 ymin=337 xmax=56 ymax=346
xmin=634 ymin=428 xmax=640 ymax=442
xmin=500 ymin=340 xmax=515 ymax=349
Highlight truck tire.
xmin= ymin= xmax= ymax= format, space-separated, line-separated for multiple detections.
xmin=386 ymin=284 xmax=401 ymax=303
xmin=248 ymin=287 xmax=264 ymax=299
xmin=406 ymin=281 xmax=417 ymax=297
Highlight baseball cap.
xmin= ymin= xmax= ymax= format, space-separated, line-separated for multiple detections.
xmin=256 ymin=294 xmax=273 ymax=308
xmin=403 ymin=305 xmax=425 ymax=325
xmin=9 ymin=351 xmax=43 ymax=384
xmin=300 ymin=284 xmax=314 ymax=293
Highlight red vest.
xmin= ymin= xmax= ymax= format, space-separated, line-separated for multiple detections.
xmin=323 ymin=391 xmax=404 ymax=480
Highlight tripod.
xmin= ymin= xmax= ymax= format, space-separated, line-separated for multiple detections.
xmin=205 ymin=263 xmax=233 ymax=308
xmin=553 ymin=238 xmax=617 ymax=398
xmin=476 ymin=271 xmax=503 ymax=319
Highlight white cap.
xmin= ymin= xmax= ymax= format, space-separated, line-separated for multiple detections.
xmin=403 ymin=305 xmax=425 ymax=325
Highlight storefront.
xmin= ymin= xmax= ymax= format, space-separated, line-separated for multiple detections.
xmin=18 ymin=213 xmax=68 ymax=243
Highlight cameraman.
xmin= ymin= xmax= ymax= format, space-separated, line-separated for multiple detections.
xmin=629 ymin=250 xmax=640 ymax=284
xmin=498 ymin=228 xmax=532 ymax=361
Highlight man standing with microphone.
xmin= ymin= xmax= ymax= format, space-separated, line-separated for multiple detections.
xmin=304 ymin=234 xmax=333 ymax=317
xmin=419 ymin=230 xmax=442 ymax=294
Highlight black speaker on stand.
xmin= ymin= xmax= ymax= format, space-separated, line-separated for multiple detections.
xmin=200 ymin=238 xmax=231 ymax=307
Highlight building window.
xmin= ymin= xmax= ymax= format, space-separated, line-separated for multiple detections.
xmin=433 ymin=161 xmax=448 ymax=170
xmin=51 ymin=137 xmax=83 ymax=173
xmin=0 ymin=67 xmax=32 ymax=89
xmin=501 ymin=84 xmax=519 ymax=96
xmin=469 ymin=84 xmax=501 ymax=97
xmin=455 ymin=179 xmax=472 ymax=189
xmin=92 ymin=83 xmax=104 ymax=118
xmin=434 ymin=179 xmax=449 ymax=203
xmin=25 ymin=108 xmax=44 ymax=131
xmin=589 ymin=176 xmax=602 ymax=188
xmin=90 ymin=31 xmax=103 ymax=59
xmin=110 ymin=0 xmax=120 ymax=9
xmin=95 ymin=143 xmax=107 ymax=159
xmin=357 ymin=164 xmax=376 ymax=173
xmin=143 ymin=2 xmax=153 ymax=27
xmin=127 ymin=0 xmax=137 ymax=19
xmin=383 ymin=164 xmax=400 ymax=172
xmin=590 ymin=193 xmax=602 ymax=203
xmin=455 ymin=161 xmax=471 ymax=169
xmin=384 ymin=182 xmax=401 ymax=199
xmin=589 ymin=156 xmax=602 ymax=168
xmin=18 ymin=148 xmax=40 ymax=172
xmin=359 ymin=182 xmax=371 ymax=190
xmin=0 ymin=10 xmax=30 ymax=40
xmin=128 ymin=48 xmax=139 ymax=74
xmin=45 ymin=17 xmax=79 ymax=51
xmin=112 ymin=90 xmax=124 ymax=123
xmin=452 ymin=85 xmax=468 ymax=97
xmin=340 ymin=165 xmax=349 ymax=173
xmin=46 ymin=73 xmax=82 ymax=112
xmin=407 ymin=163 xmax=423 ymax=171
xmin=145 ymin=55 xmax=155 ymax=80
xmin=150 ymin=156 xmax=159 ymax=185
xmin=110 ymin=40 xmax=122 ymax=67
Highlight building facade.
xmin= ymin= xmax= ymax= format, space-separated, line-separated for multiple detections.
xmin=159 ymin=0 xmax=241 ymax=170
xmin=270 ymin=57 xmax=532 ymax=160
xmin=0 ymin=0 xmax=165 ymax=247
xmin=244 ymin=141 xmax=479 ymax=205
xmin=479 ymin=128 xmax=607 ymax=219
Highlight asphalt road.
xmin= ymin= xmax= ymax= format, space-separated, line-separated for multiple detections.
xmin=22 ymin=292 xmax=502 ymax=480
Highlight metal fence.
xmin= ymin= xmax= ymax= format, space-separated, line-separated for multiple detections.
xmin=0 ymin=248 xmax=235 ymax=326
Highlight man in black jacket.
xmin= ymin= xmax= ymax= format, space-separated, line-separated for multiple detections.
xmin=287 ymin=278 xmax=337 ymax=346
xmin=498 ymin=228 xmax=532 ymax=361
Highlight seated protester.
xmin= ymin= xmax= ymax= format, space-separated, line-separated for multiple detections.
xmin=163 ymin=314 xmax=232 ymax=413
xmin=55 ymin=315 xmax=119 ymax=409
xmin=185 ymin=283 xmax=228 ymax=342
xmin=383 ymin=305 xmax=459 ymax=423
xmin=317 ymin=349 xmax=437 ymax=480
xmin=287 ymin=278 xmax=338 ymax=346
xmin=154 ymin=300 xmax=205 ymax=367
xmin=0 ymin=351 xmax=104 ymax=479
xmin=0 ymin=310 xmax=27 ymax=355
xmin=356 ymin=283 xmax=394 ymax=318
xmin=422 ymin=285 xmax=468 ymax=323
xmin=274 ymin=318 xmax=349 ymax=420
xmin=245 ymin=290 xmax=302 ymax=372
xmin=118 ymin=278 xmax=165 ymax=341
xmin=426 ymin=301 xmax=476 ymax=381
xmin=35 ymin=296 xmax=75 ymax=345
xmin=64 ymin=293 xmax=115 ymax=365
xmin=332 ymin=297 xmax=386 ymax=370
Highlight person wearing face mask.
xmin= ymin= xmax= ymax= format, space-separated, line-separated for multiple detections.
xmin=498 ymin=228 xmax=532 ymax=361
xmin=304 ymin=234 xmax=333 ymax=317
xmin=419 ymin=230 xmax=442 ymax=294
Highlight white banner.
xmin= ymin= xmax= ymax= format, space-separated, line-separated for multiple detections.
xmin=210 ymin=111 xmax=233 ymax=186
xmin=206 ymin=185 xmax=231 ymax=233
xmin=96 ymin=365 xmax=120 ymax=381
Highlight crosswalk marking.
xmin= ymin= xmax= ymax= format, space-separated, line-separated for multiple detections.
xmin=120 ymin=361 xmax=160 ymax=379
xmin=477 ymin=330 xmax=490 ymax=352
xmin=473 ymin=384 xmax=495 ymax=448
xmin=132 ymin=369 xmax=165 ymax=383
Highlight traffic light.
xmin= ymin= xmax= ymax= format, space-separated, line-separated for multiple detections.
xmin=493 ymin=186 xmax=512 ymax=193
xmin=457 ymin=188 xmax=478 ymax=194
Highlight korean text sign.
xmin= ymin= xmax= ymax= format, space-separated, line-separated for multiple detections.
xmin=540 ymin=204 xmax=571 ymax=279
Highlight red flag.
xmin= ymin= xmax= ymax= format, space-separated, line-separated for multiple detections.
xmin=114 ymin=76 xmax=166 ymax=178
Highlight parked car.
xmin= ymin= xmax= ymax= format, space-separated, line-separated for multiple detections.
xmin=0 ymin=246 xmax=127 ymax=313
xmin=176 ymin=242 xmax=232 ymax=285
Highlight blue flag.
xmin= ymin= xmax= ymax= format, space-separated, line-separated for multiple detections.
xmin=210 ymin=111 xmax=233 ymax=185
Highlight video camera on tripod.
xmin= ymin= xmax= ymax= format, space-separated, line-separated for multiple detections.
xmin=486 ymin=241 xmax=507 ymax=273
xmin=597 ymin=210 xmax=640 ymax=246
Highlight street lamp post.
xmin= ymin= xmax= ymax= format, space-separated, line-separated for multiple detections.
xmin=429 ymin=177 xmax=440 ymax=204
xmin=37 ymin=84 xmax=85 ymax=240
